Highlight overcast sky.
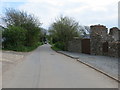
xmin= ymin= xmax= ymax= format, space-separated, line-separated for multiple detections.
xmin=0 ymin=0 xmax=119 ymax=29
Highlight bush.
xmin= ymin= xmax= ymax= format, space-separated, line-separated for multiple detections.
xmin=22 ymin=23 xmax=41 ymax=46
xmin=54 ymin=42 xmax=65 ymax=50
xmin=51 ymin=46 xmax=61 ymax=51
xmin=3 ymin=42 xmax=43 ymax=52
xmin=2 ymin=26 xmax=27 ymax=49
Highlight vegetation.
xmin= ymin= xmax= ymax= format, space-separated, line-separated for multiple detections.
xmin=1 ymin=9 xmax=90 ymax=52
xmin=3 ymin=26 xmax=26 ymax=48
xmin=49 ymin=16 xmax=80 ymax=51
xmin=51 ymin=44 xmax=62 ymax=51
xmin=3 ymin=42 xmax=43 ymax=52
xmin=2 ymin=8 xmax=44 ymax=52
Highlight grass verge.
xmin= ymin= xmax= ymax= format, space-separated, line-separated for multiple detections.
xmin=2 ymin=42 xmax=43 ymax=52
xmin=51 ymin=44 xmax=61 ymax=51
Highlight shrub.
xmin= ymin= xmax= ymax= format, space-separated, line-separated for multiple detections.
xmin=2 ymin=26 xmax=27 ymax=49
xmin=54 ymin=42 xmax=65 ymax=50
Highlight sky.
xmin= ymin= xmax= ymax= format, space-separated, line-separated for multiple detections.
xmin=0 ymin=0 xmax=119 ymax=29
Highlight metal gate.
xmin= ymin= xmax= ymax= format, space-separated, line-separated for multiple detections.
xmin=81 ymin=39 xmax=90 ymax=54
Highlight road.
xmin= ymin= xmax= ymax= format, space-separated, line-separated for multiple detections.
xmin=2 ymin=44 xmax=118 ymax=88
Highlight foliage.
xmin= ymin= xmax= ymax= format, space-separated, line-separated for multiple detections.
xmin=2 ymin=8 xmax=44 ymax=52
xmin=39 ymin=28 xmax=47 ymax=43
xmin=2 ymin=26 xmax=26 ymax=48
xmin=54 ymin=42 xmax=65 ymax=51
xmin=51 ymin=45 xmax=62 ymax=51
xmin=49 ymin=16 xmax=80 ymax=50
xmin=23 ymin=24 xmax=41 ymax=46
xmin=3 ymin=41 xmax=43 ymax=52
xmin=3 ymin=8 xmax=40 ymax=27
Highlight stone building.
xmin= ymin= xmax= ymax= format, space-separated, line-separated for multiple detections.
xmin=109 ymin=27 xmax=120 ymax=41
xmin=68 ymin=24 xmax=120 ymax=57
xmin=90 ymin=25 xmax=120 ymax=57
xmin=90 ymin=25 xmax=108 ymax=55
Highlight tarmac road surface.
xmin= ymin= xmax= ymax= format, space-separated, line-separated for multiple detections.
xmin=2 ymin=44 xmax=118 ymax=88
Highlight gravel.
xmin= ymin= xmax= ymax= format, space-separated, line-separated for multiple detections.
xmin=58 ymin=51 xmax=119 ymax=79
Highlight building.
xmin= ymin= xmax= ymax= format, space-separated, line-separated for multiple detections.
xmin=68 ymin=25 xmax=120 ymax=57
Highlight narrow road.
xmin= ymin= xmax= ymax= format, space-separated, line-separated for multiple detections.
xmin=3 ymin=44 xmax=118 ymax=88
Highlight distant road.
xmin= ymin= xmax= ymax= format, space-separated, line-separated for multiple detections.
xmin=3 ymin=44 xmax=118 ymax=88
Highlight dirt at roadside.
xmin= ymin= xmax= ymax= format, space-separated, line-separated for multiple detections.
xmin=1 ymin=50 xmax=30 ymax=73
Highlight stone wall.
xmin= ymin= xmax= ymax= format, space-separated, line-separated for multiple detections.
xmin=90 ymin=25 xmax=120 ymax=57
xmin=90 ymin=25 xmax=108 ymax=55
xmin=109 ymin=27 xmax=120 ymax=41
xmin=108 ymin=42 xmax=120 ymax=57
xmin=67 ymin=25 xmax=120 ymax=57
xmin=68 ymin=38 xmax=82 ymax=53
xmin=90 ymin=34 xmax=102 ymax=55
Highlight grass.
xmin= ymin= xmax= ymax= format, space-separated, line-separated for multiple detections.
xmin=2 ymin=42 xmax=43 ymax=52
xmin=51 ymin=44 xmax=62 ymax=51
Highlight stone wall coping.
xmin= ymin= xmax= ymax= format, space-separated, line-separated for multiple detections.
xmin=110 ymin=27 xmax=119 ymax=30
xmin=90 ymin=25 xmax=106 ymax=28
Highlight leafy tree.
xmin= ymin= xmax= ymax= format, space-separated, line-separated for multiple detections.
xmin=21 ymin=22 xmax=41 ymax=46
xmin=49 ymin=16 xmax=80 ymax=50
xmin=3 ymin=8 xmax=40 ymax=27
xmin=2 ymin=26 xmax=26 ymax=49
xmin=2 ymin=8 xmax=42 ymax=47
xmin=39 ymin=28 xmax=47 ymax=43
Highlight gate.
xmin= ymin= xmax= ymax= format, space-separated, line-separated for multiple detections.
xmin=81 ymin=39 xmax=90 ymax=54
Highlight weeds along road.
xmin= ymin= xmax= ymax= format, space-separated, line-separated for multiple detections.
xmin=2 ymin=44 xmax=118 ymax=88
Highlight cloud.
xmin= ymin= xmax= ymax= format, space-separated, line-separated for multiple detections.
xmin=1 ymin=0 xmax=27 ymax=2
xmin=2 ymin=0 xmax=119 ymax=28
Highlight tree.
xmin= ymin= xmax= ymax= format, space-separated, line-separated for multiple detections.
xmin=49 ymin=16 xmax=80 ymax=50
xmin=3 ymin=8 xmax=40 ymax=27
xmin=2 ymin=8 xmax=42 ymax=47
xmin=2 ymin=26 xmax=26 ymax=49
